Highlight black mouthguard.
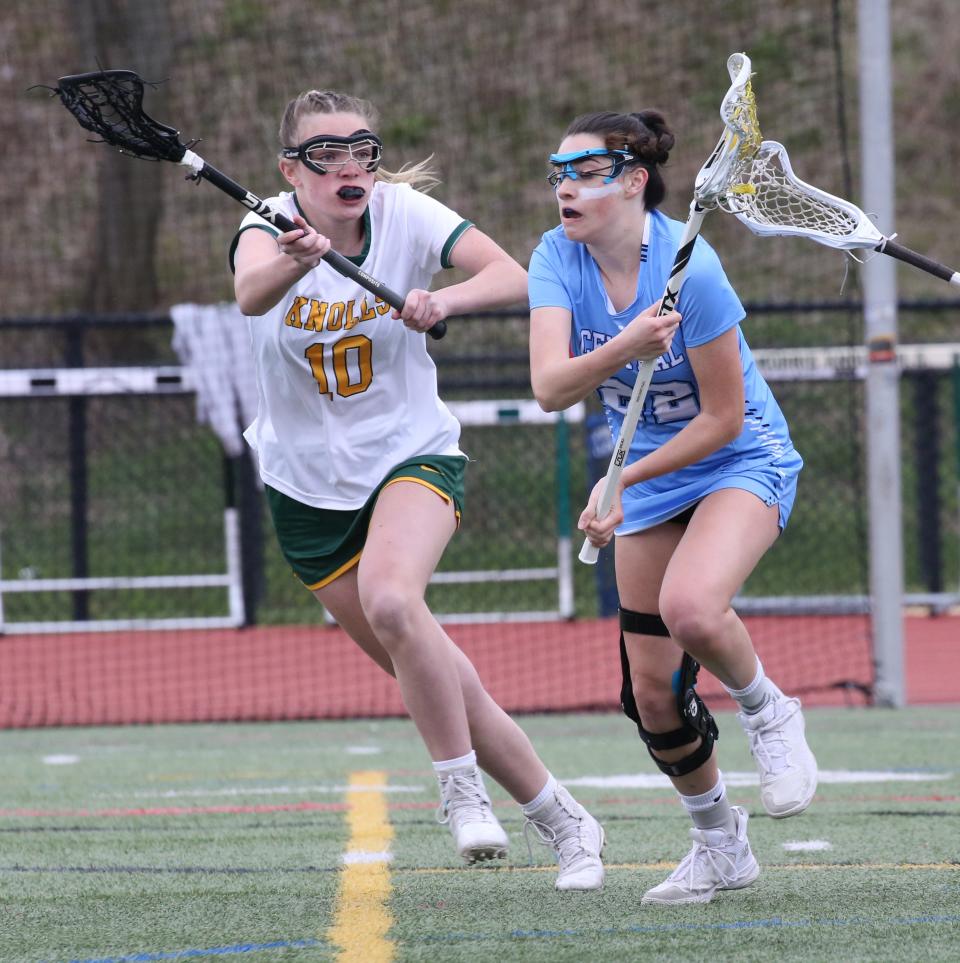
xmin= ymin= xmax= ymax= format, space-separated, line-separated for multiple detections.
xmin=338 ymin=186 xmax=366 ymax=200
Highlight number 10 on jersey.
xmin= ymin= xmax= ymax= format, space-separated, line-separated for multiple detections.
xmin=305 ymin=335 xmax=373 ymax=399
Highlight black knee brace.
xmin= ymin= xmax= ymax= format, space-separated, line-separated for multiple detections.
xmin=618 ymin=607 xmax=719 ymax=778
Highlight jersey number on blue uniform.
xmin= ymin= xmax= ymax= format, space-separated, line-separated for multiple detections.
xmin=598 ymin=376 xmax=699 ymax=425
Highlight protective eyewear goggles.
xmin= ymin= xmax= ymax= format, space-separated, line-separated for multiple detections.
xmin=547 ymin=148 xmax=639 ymax=187
xmin=282 ymin=131 xmax=383 ymax=175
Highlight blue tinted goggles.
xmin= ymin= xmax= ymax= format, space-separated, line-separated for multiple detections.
xmin=547 ymin=148 xmax=639 ymax=187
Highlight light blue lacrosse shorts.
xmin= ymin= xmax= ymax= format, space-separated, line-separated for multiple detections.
xmin=616 ymin=447 xmax=804 ymax=535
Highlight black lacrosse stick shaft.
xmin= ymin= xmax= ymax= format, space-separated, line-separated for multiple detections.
xmin=196 ymin=162 xmax=446 ymax=338
xmin=878 ymin=239 xmax=960 ymax=286
xmin=51 ymin=69 xmax=446 ymax=339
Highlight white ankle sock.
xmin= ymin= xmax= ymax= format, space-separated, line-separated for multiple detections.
xmin=680 ymin=774 xmax=736 ymax=833
xmin=433 ymin=750 xmax=477 ymax=774
xmin=521 ymin=774 xmax=558 ymax=815
xmin=725 ymin=659 xmax=780 ymax=714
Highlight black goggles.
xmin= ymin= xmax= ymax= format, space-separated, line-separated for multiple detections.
xmin=281 ymin=131 xmax=383 ymax=175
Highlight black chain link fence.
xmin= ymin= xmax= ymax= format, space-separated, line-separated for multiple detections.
xmin=2 ymin=1 xmax=959 ymax=720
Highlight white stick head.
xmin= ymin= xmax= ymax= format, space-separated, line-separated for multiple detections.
xmin=725 ymin=141 xmax=885 ymax=251
xmin=694 ymin=53 xmax=763 ymax=207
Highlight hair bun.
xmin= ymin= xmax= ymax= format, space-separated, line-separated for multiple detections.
xmin=632 ymin=110 xmax=675 ymax=165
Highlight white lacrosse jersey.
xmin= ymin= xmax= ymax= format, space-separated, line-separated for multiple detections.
xmin=230 ymin=181 xmax=473 ymax=509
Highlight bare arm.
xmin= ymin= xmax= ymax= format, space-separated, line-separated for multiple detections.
xmin=621 ymin=326 xmax=745 ymax=486
xmin=394 ymin=226 xmax=527 ymax=332
xmin=578 ymin=326 xmax=746 ymax=547
xmin=529 ymin=302 xmax=681 ymax=412
xmin=440 ymin=226 xmax=527 ymax=313
xmin=233 ymin=215 xmax=331 ymax=316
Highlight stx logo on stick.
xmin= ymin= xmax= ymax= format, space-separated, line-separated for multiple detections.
xmin=241 ymin=193 xmax=284 ymax=224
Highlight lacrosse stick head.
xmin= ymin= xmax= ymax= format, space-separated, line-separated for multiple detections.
xmin=723 ymin=140 xmax=884 ymax=251
xmin=52 ymin=69 xmax=189 ymax=163
xmin=693 ymin=53 xmax=764 ymax=208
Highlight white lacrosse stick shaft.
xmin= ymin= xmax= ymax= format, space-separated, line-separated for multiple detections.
xmin=578 ymin=52 xmax=756 ymax=565
xmin=578 ymin=205 xmax=707 ymax=564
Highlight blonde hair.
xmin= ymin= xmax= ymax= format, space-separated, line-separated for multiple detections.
xmin=279 ymin=89 xmax=439 ymax=192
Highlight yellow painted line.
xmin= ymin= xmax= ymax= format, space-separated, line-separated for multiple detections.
xmin=327 ymin=771 xmax=395 ymax=962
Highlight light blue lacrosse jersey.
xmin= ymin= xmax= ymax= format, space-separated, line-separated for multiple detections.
xmin=528 ymin=208 xmax=802 ymax=531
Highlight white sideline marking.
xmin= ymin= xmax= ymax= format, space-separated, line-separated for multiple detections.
xmin=783 ymin=840 xmax=833 ymax=852
xmin=346 ymin=746 xmax=382 ymax=755
xmin=563 ymin=769 xmax=952 ymax=789
xmin=342 ymin=850 xmax=395 ymax=865
xmin=108 ymin=783 xmax=423 ymax=799
xmin=42 ymin=755 xmax=79 ymax=765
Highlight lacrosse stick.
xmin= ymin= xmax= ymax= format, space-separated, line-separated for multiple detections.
xmin=46 ymin=69 xmax=447 ymax=339
xmin=579 ymin=52 xmax=762 ymax=563
xmin=722 ymin=140 xmax=959 ymax=285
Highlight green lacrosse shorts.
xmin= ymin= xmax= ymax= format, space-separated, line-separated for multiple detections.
xmin=265 ymin=454 xmax=467 ymax=591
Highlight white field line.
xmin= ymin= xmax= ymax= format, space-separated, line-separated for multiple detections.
xmin=783 ymin=840 xmax=834 ymax=851
xmin=96 ymin=768 xmax=953 ymax=802
xmin=563 ymin=770 xmax=953 ymax=789
xmin=101 ymin=783 xmax=424 ymax=799
xmin=342 ymin=850 xmax=394 ymax=864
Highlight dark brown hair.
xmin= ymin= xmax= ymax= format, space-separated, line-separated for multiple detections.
xmin=563 ymin=109 xmax=675 ymax=209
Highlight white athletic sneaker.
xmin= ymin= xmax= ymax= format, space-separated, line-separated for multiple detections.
xmin=641 ymin=805 xmax=759 ymax=905
xmin=436 ymin=766 xmax=509 ymax=864
xmin=523 ymin=784 xmax=605 ymax=890
xmin=739 ymin=694 xmax=818 ymax=818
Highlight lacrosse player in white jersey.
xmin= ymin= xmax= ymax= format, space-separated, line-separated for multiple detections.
xmin=529 ymin=109 xmax=819 ymax=904
xmin=229 ymin=88 xmax=604 ymax=889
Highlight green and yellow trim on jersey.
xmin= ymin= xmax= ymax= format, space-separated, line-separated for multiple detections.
xmin=266 ymin=455 xmax=466 ymax=591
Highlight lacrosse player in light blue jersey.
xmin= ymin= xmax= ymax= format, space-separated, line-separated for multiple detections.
xmin=529 ymin=108 xmax=818 ymax=905
xmin=230 ymin=89 xmax=604 ymax=889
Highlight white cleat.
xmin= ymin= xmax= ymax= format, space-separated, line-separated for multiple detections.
xmin=436 ymin=766 xmax=509 ymax=864
xmin=641 ymin=805 xmax=759 ymax=905
xmin=739 ymin=695 xmax=818 ymax=818
xmin=524 ymin=784 xmax=605 ymax=891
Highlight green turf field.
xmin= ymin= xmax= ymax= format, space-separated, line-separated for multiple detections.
xmin=1 ymin=707 xmax=958 ymax=962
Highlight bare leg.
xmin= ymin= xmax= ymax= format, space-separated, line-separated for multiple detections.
xmin=623 ymin=489 xmax=816 ymax=825
xmin=315 ymin=520 xmax=547 ymax=801
xmin=657 ymin=489 xmax=780 ymax=689
xmin=317 ymin=487 xmax=602 ymax=884
xmin=617 ymin=516 xmax=760 ymax=906
xmin=616 ymin=522 xmax=721 ymax=797
xmin=349 ymin=480 xmax=470 ymax=760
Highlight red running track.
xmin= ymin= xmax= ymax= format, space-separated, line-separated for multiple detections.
xmin=0 ymin=615 xmax=956 ymax=728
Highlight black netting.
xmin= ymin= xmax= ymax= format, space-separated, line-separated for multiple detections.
xmin=2 ymin=0 xmax=958 ymax=724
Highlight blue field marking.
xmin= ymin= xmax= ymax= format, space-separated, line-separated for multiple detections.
xmin=50 ymin=938 xmax=322 ymax=963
